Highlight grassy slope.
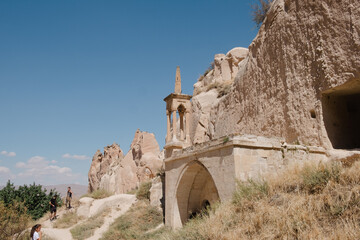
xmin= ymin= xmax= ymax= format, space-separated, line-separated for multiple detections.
xmin=161 ymin=159 xmax=360 ymax=240
xmin=100 ymin=200 xmax=164 ymax=240
xmin=99 ymin=158 xmax=360 ymax=240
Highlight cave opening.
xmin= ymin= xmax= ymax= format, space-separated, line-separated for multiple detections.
xmin=322 ymin=80 xmax=360 ymax=149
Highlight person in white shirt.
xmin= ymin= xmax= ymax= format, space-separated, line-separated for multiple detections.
xmin=30 ymin=224 xmax=42 ymax=240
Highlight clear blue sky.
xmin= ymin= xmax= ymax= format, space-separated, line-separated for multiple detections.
xmin=0 ymin=0 xmax=258 ymax=186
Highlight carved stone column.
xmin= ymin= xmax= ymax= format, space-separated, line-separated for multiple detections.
xmin=166 ymin=110 xmax=171 ymax=143
xmin=179 ymin=112 xmax=184 ymax=141
xmin=185 ymin=111 xmax=191 ymax=144
xmin=172 ymin=110 xmax=177 ymax=141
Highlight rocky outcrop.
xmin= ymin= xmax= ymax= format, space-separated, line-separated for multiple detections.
xmin=88 ymin=145 xmax=124 ymax=192
xmin=149 ymin=176 xmax=164 ymax=208
xmin=193 ymin=47 xmax=248 ymax=96
xmin=191 ymin=47 xmax=248 ymax=144
xmin=77 ymin=194 xmax=136 ymax=218
xmin=192 ymin=0 xmax=360 ymax=149
xmin=88 ymin=129 xmax=163 ymax=194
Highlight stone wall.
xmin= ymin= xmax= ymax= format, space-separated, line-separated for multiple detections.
xmin=164 ymin=134 xmax=327 ymax=228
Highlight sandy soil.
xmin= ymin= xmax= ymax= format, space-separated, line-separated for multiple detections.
xmin=41 ymin=194 xmax=137 ymax=240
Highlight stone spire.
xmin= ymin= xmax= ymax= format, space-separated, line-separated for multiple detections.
xmin=174 ymin=66 xmax=181 ymax=94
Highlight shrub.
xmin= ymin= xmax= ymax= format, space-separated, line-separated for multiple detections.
xmin=217 ymin=84 xmax=231 ymax=97
xmin=205 ymin=81 xmax=232 ymax=97
xmin=251 ymin=0 xmax=273 ymax=27
xmin=0 ymin=181 xmax=60 ymax=220
xmin=136 ymin=181 xmax=152 ymax=201
xmin=81 ymin=189 xmax=113 ymax=199
xmin=232 ymin=179 xmax=269 ymax=205
xmin=301 ymin=163 xmax=341 ymax=194
xmin=0 ymin=201 xmax=31 ymax=240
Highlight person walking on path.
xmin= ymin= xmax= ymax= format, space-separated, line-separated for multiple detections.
xmin=49 ymin=195 xmax=57 ymax=221
xmin=66 ymin=186 xmax=73 ymax=209
xmin=30 ymin=224 xmax=42 ymax=240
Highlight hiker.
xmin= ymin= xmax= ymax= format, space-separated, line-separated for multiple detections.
xmin=49 ymin=195 xmax=57 ymax=221
xmin=30 ymin=224 xmax=42 ymax=240
xmin=66 ymin=186 xmax=72 ymax=209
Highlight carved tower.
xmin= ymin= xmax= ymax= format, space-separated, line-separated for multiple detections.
xmin=164 ymin=66 xmax=192 ymax=158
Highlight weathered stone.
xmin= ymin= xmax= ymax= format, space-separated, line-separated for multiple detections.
xmin=201 ymin=0 xmax=360 ymax=149
xmin=164 ymin=0 xmax=360 ymax=230
xmin=193 ymin=47 xmax=249 ymax=97
xmin=77 ymin=194 xmax=136 ymax=219
xmin=88 ymin=129 xmax=164 ymax=194
xmin=149 ymin=176 xmax=163 ymax=208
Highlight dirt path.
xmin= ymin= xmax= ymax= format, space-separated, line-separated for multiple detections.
xmin=42 ymin=227 xmax=73 ymax=240
xmin=87 ymin=195 xmax=136 ymax=240
xmin=41 ymin=194 xmax=136 ymax=240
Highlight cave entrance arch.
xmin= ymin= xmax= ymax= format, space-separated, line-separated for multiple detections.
xmin=173 ymin=161 xmax=220 ymax=227
xmin=322 ymin=79 xmax=360 ymax=149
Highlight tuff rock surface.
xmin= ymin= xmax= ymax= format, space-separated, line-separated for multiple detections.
xmin=191 ymin=0 xmax=360 ymax=148
xmin=88 ymin=129 xmax=163 ymax=194
xmin=191 ymin=47 xmax=248 ymax=144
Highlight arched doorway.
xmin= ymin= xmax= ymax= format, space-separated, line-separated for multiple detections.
xmin=173 ymin=161 xmax=220 ymax=227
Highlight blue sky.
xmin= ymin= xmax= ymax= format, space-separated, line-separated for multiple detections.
xmin=0 ymin=0 xmax=258 ymax=186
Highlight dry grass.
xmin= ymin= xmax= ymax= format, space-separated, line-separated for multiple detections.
xmin=136 ymin=181 xmax=152 ymax=200
xmin=160 ymin=160 xmax=360 ymax=240
xmin=53 ymin=211 xmax=81 ymax=228
xmin=0 ymin=202 xmax=31 ymax=240
xmin=70 ymin=208 xmax=110 ymax=240
xmin=81 ymin=189 xmax=113 ymax=199
xmin=100 ymin=200 xmax=164 ymax=240
xmin=205 ymin=81 xmax=232 ymax=98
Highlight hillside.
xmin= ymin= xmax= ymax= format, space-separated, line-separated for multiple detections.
xmin=44 ymin=184 xmax=88 ymax=198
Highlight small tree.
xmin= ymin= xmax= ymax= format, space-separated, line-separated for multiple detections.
xmin=0 ymin=180 xmax=61 ymax=220
xmin=251 ymin=0 xmax=273 ymax=27
xmin=0 ymin=201 xmax=31 ymax=240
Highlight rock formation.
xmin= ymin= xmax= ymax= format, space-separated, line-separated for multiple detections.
xmin=88 ymin=129 xmax=163 ymax=194
xmin=191 ymin=47 xmax=248 ymax=144
xmin=191 ymin=0 xmax=360 ymax=149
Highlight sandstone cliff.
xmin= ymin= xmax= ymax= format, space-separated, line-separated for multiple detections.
xmin=191 ymin=47 xmax=248 ymax=144
xmin=88 ymin=129 xmax=163 ymax=194
xmin=191 ymin=0 xmax=360 ymax=149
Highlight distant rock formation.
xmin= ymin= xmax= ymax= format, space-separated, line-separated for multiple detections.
xmin=191 ymin=0 xmax=360 ymax=149
xmin=88 ymin=129 xmax=163 ymax=194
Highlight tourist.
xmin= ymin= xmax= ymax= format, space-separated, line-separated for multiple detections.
xmin=66 ymin=186 xmax=72 ymax=209
xmin=30 ymin=224 xmax=42 ymax=240
xmin=49 ymin=195 xmax=57 ymax=221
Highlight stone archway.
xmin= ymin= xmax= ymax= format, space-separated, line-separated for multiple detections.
xmin=173 ymin=161 xmax=220 ymax=227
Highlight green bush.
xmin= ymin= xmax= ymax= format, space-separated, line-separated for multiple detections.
xmin=136 ymin=181 xmax=152 ymax=201
xmin=0 ymin=180 xmax=61 ymax=220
